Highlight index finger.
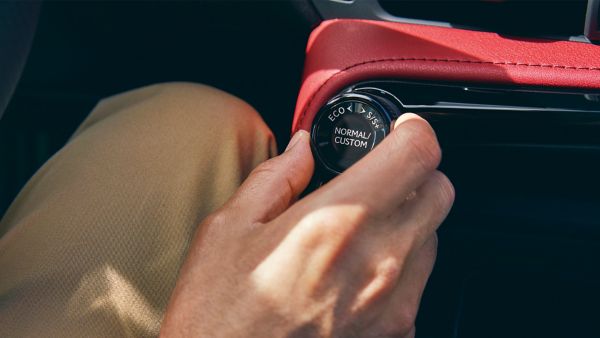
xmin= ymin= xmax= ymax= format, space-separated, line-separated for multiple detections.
xmin=313 ymin=113 xmax=442 ymax=215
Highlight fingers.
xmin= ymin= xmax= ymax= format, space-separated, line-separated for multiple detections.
xmin=316 ymin=113 xmax=442 ymax=216
xmin=351 ymin=172 xmax=452 ymax=320
xmin=373 ymin=173 xmax=451 ymax=335
xmin=376 ymin=235 xmax=438 ymax=337
xmin=229 ymin=130 xmax=314 ymax=224
xmin=286 ymin=114 xmax=446 ymax=259
xmin=387 ymin=170 xmax=455 ymax=250
xmin=279 ymin=114 xmax=450 ymax=273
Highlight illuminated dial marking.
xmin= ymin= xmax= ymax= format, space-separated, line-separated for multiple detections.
xmin=312 ymin=96 xmax=391 ymax=174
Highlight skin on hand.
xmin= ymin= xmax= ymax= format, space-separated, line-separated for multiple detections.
xmin=160 ymin=114 xmax=455 ymax=338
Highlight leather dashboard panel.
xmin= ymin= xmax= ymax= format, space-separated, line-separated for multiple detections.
xmin=292 ymin=19 xmax=600 ymax=132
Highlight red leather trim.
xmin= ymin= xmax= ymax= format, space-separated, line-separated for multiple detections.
xmin=292 ymin=19 xmax=600 ymax=132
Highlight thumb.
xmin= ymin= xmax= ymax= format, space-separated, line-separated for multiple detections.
xmin=230 ymin=130 xmax=314 ymax=224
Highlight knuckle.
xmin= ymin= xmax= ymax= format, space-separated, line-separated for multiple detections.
xmin=202 ymin=210 xmax=227 ymax=227
xmin=402 ymin=172 xmax=454 ymax=244
xmin=295 ymin=206 xmax=366 ymax=250
xmin=374 ymin=257 xmax=403 ymax=287
xmin=396 ymin=118 xmax=441 ymax=172
xmin=401 ymin=226 xmax=428 ymax=254
xmin=296 ymin=222 xmax=339 ymax=253
xmin=199 ymin=210 xmax=232 ymax=238
xmin=430 ymin=171 xmax=455 ymax=211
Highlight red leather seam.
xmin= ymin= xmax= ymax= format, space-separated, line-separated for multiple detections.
xmin=298 ymin=57 xmax=600 ymax=129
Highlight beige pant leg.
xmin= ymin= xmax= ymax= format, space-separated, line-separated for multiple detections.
xmin=0 ymin=82 xmax=277 ymax=337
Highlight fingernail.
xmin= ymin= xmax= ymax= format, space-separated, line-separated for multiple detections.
xmin=393 ymin=112 xmax=420 ymax=129
xmin=285 ymin=130 xmax=307 ymax=152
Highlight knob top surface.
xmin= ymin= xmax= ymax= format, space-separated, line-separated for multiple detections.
xmin=311 ymin=93 xmax=392 ymax=175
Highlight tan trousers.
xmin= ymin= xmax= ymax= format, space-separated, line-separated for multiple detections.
xmin=0 ymin=83 xmax=277 ymax=337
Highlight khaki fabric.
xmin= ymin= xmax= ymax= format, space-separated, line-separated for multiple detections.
xmin=0 ymin=82 xmax=277 ymax=337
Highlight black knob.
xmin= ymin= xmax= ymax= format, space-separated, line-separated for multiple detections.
xmin=311 ymin=89 xmax=401 ymax=178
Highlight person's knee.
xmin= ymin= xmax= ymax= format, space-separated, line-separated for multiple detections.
xmin=142 ymin=82 xmax=268 ymax=133
xmin=78 ymin=82 xmax=275 ymax=149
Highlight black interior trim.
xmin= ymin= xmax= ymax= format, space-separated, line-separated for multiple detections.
xmin=340 ymin=80 xmax=600 ymax=337
xmin=0 ymin=1 xmax=40 ymax=120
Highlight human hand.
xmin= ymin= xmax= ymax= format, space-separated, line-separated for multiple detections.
xmin=160 ymin=114 xmax=454 ymax=338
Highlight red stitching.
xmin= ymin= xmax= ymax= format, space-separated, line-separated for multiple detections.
xmin=297 ymin=57 xmax=600 ymax=128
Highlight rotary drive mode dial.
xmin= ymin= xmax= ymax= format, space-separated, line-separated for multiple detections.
xmin=311 ymin=92 xmax=398 ymax=176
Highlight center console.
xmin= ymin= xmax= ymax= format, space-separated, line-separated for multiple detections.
xmin=293 ymin=19 xmax=600 ymax=338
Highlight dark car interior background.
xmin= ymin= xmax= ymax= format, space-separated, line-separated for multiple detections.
xmin=2 ymin=1 xmax=600 ymax=338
